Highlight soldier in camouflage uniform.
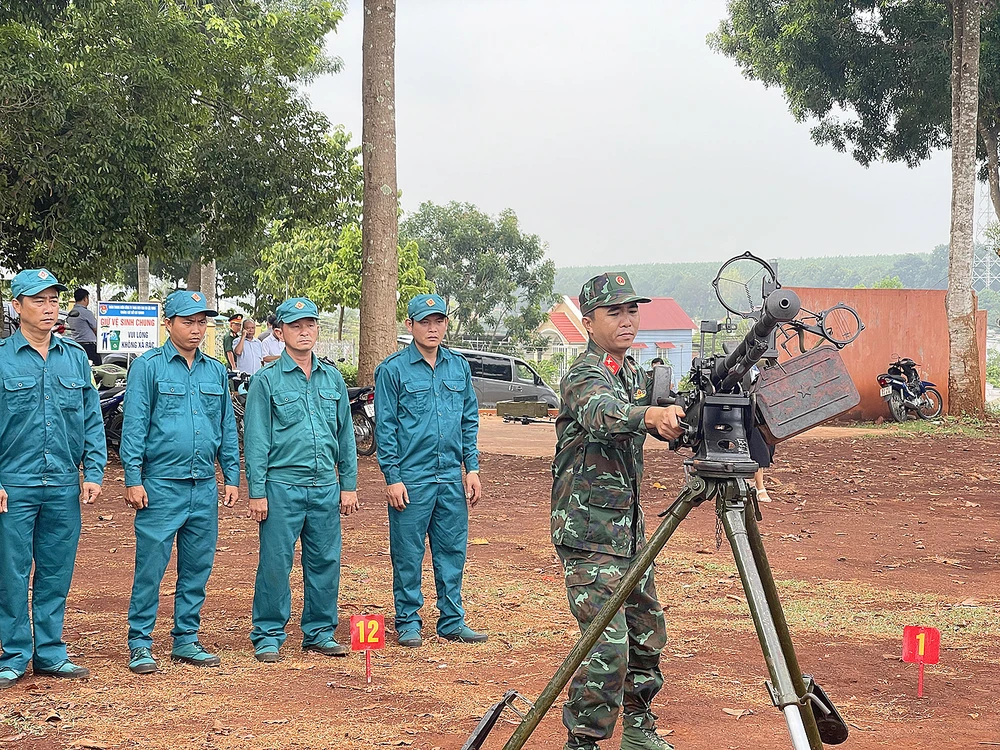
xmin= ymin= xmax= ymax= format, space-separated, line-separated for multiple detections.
xmin=551 ymin=272 xmax=686 ymax=750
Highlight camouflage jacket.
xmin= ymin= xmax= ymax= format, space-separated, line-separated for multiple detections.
xmin=551 ymin=340 xmax=652 ymax=558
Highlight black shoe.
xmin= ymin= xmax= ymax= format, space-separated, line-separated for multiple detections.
xmin=440 ymin=626 xmax=488 ymax=643
xmin=170 ymin=641 xmax=221 ymax=667
xmin=0 ymin=668 xmax=24 ymax=689
xmin=397 ymin=630 xmax=422 ymax=648
xmin=34 ymin=660 xmax=90 ymax=679
xmin=255 ymin=647 xmax=281 ymax=663
xmin=303 ymin=639 xmax=349 ymax=657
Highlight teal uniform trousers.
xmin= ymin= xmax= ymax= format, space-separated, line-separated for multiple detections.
xmin=0 ymin=485 xmax=83 ymax=672
xmin=126 ymin=478 xmax=220 ymax=651
xmin=388 ymin=481 xmax=468 ymax=634
xmin=250 ymin=481 xmax=343 ymax=649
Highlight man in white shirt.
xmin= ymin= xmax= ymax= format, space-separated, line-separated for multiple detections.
xmin=234 ymin=318 xmax=264 ymax=376
xmin=261 ymin=324 xmax=284 ymax=363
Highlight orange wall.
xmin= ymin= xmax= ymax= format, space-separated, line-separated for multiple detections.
xmin=785 ymin=288 xmax=986 ymax=420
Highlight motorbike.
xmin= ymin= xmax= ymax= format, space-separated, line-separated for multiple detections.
xmin=229 ymin=371 xmax=251 ymax=450
xmin=90 ymin=361 xmax=129 ymax=456
xmin=100 ymin=387 xmax=125 ymax=455
xmin=349 ymin=386 xmax=376 ymax=457
xmin=877 ymin=356 xmax=943 ymax=421
xmin=93 ymin=362 xmax=128 ymax=392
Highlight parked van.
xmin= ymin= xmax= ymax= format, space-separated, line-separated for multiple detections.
xmin=396 ymin=337 xmax=559 ymax=408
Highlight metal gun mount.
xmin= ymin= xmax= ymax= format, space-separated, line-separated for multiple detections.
xmin=464 ymin=253 xmax=862 ymax=750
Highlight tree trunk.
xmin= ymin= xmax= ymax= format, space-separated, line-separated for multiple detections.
xmin=186 ymin=258 xmax=201 ymax=291
xmin=358 ymin=0 xmax=399 ymax=386
xmin=338 ymin=305 xmax=345 ymax=341
xmin=201 ymin=259 xmax=218 ymax=358
xmin=201 ymin=259 xmax=217 ymax=309
xmin=137 ymin=255 xmax=150 ymax=302
xmin=947 ymin=0 xmax=985 ymax=416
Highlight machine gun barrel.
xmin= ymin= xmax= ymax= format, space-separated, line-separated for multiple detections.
xmin=714 ymin=289 xmax=800 ymax=391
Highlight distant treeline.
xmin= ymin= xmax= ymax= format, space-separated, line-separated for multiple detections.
xmin=554 ymin=245 xmax=986 ymax=323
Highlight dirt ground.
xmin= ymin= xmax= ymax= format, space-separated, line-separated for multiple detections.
xmin=2 ymin=425 xmax=998 ymax=750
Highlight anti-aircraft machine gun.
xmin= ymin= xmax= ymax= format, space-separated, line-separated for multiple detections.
xmin=463 ymin=253 xmax=864 ymax=750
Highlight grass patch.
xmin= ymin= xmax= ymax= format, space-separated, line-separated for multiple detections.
xmin=858 ymin=415 xmax=996 ymax=439
xmin=712 ymin=578 xmax=998 ymax=657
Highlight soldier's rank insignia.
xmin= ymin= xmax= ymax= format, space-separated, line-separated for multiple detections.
xmin=603 ymin=354 xmax=620 ymax=375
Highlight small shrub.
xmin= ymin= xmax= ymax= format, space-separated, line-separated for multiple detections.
xmin=337 ymin=362 xmax=358 ymax=387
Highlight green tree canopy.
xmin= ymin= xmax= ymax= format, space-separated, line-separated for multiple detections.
xmin=709 ymin=1 xmax=1000 ymax=217
xmin=0 ymin=0 xmax=347 ymax=282
xmin=255 ymin=222 xmax=432 ymax=322
xmin=401 ymin=201 xmax=556 ymax=343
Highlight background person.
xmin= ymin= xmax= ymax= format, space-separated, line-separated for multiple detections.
xmin=258 ymin=314 xmax=278 ymax=342
xmin=222 ymin=312 xmax=243 ymax=370
xmin=66 ymin=288 xmax=100 ymax=365
xmin=551 ymin=272 xmax=685 ymax=750
xmin=0 ymin=269 xmax=106 ymax=689
xmin=261 ymin=323 xmax=284 ymax=363
xmin=234 ymin=317 xmax=263 ymax=375
xmin=244 ymin=297 xmax=359 ymax=663
xmin=374 ymin=293 xmax=484 ymax=648
xmin=119 ymin=290 xmax=241 ymax=674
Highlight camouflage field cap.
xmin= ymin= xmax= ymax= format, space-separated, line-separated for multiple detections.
xmin=578 ymin=272 xmax=651 ymax=315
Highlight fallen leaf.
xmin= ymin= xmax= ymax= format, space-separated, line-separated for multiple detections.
xmin=722 ymin=707 xmax=754 ymax=719
xmin=469 ymin=538 xmax=490 ymax=545
xmin=263 ymin=719 xmax=289 ymax=725
xmin=0 ymin=735 xmax=27 ymax=745
xmin=70 ymin=741 xmax=108 ymax=750
xmin=45 ymin=710 xmax=62 ymax=722
xmin=958 ymin=598 xmax=981 ymax=607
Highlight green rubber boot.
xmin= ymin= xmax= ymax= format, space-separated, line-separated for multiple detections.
xmin=619 ymin=726 xmax=674 ymax=750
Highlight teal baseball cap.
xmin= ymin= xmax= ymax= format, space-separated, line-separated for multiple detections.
xmin=275 ymin=297 xmax=319 ymax=324
xmin=164 ymin=290 xmax=218 ymax=319
xmin=407 ymin=293 xmax=448 ymax=321
xmin=11 ymin=268 xmax=68 ymax=298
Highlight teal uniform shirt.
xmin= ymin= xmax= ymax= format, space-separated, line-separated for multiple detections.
xmin=0 ymin=329 xmax=106 ymax=488
xmin=374 ymin=342 xmax=480 ymax=486
xmin=243 ymin=350 xmax=357 ymax=497
xmin=120 ymin=339 xmax=240 ymax=487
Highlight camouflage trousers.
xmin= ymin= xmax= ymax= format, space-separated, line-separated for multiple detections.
xmin=556 ymin=546 xmax=667 ymax=746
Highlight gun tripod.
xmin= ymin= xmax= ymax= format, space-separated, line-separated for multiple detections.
xmin=463 ymin=469 xmax=848 ymax=750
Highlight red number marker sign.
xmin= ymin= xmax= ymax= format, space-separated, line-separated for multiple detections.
xmin=350 ymin=614 xmax=385 ymax=684
xmin=902 ymin=625 xmax=940 ymax=698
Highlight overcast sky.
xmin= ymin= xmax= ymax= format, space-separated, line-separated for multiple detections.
xmin=306 ymin=0 xmax=961 ymax=268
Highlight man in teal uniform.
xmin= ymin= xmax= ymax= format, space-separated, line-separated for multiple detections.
xmin=119 ymin=290 xmax=241 ymax=674
xmin=0 ymin=269 xmax=106 ymax=689
xmin=244 ymin=297 xmax=359 ymax=663
xmin=374 ymin=293 xmax=484 ymax=648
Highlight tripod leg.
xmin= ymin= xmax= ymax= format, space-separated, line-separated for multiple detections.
xmin=500 ymin=479 xmax=707 ymax=750
xmin=720 ymin=488 xmax=823 ymax=750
